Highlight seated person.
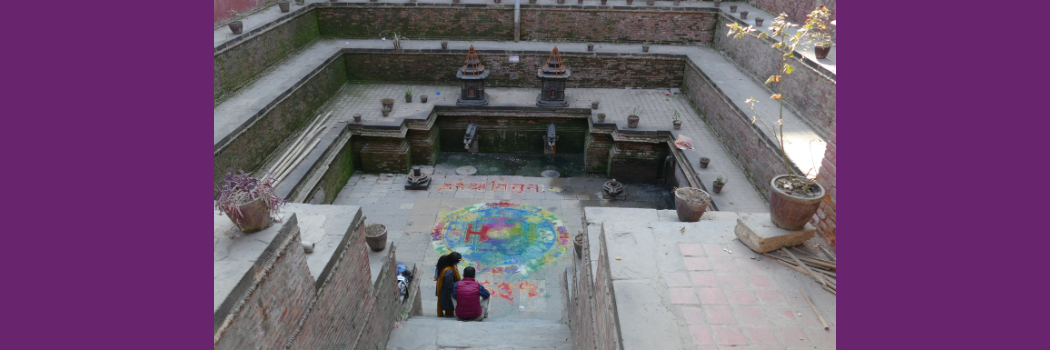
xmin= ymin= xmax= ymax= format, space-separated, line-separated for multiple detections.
xmin=451 ymin=267 xmax=490 ymax=321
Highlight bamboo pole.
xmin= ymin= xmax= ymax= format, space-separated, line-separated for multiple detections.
xmin=782 ymin=248 xmax=826 ymax=287
xmin=800 ymin=288 xmax=830 ymax=330
xmin=790 ymin=247 xmax=836 ymax=266
xmin=777 ymin=260 xmax=808 ymax=275
xmin=821 ymin=285 xmax=836 ymax=295
xmin=819 ymin=246 xmax=836 ymax=262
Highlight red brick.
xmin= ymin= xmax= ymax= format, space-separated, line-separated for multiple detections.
xmin=682 ymin=306 xmax=705 ymax=325
xmin=703 ymin=305 xmax=737 ymax=325
xmin=726 ymin=289 xmax=758 ymax=305
xmin=713 ymin=325 xmax=748 ymax=346
xmin=697 ymin=288 xmax=728 ymax=305
xmin=689 ymin=326 xmax=714 ymax=345
xmin=743 ymin=326 xmax=779 ymax=346
xmin=708 ymin=256 xmax=737 ymax=271
xmin=680 ymin=242 xmax=705 ymax=257
xmin=685 ymin=257 xmax=712 ymax=271
xmin=755 ymin=290 xmax=787 ymax=305
xmin=716 ymin=273 xmax=748 ymax=288
xmin=749 ymin=273 xmax=776 ymax=289
xmin=776 ymin=327 xmax=813 ymax=347
xmin=733 ymin=306 xmax=767 ymax=325
xmin=690 ymin=271 xmax=719 ymax=288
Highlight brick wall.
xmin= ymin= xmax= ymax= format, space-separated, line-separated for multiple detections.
xmin=747 ymin=0 xmax=836 ymax=24
xmin=352 ymin=247 xmax=400 ymax=350
xmin=810 ymin=122 xmax=836 ymax=248
xmin=360 ymin=137 xmax=413 ymax=173
xmin=569 ymin=229 xmax=597 ymax=350
xmin=711 ymin=14 xmax=836 ymax=138
xmin=520 ymin=8 xmax=717 ymax=43
xmin=215 ymin=215 xmax=316 ymax=350
xmin=214 ymin=58 xmax=346 ymax=192
xmin=683 ymin=62 xmax=784 ymax=199
xmin=311 ymin=131 xmax=356 ymax=204
xmin=290 ymin=217 xmax=373 ymax=349
xmin=607 ymin=141 xmax=669 ymax=183
xmin=406 ymin=128 xmax=441 ymax=166
xmin=594 ymin=224 xmax=623 ymax=350
xmin=435 ymin=116 xmax=589 ymax=154
xmin=215 ymin=11 xmax=320 ymax=104
xmin=344 ymin=50 xmax=685 ymax=89
xmin=317 ymin=5 xmax=716 ymax=43
xmin=585 ymin=132 xmax=614 ymax=173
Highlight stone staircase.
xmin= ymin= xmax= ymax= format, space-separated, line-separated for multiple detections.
xmin=386 ymin=316 xmax=571 ymax=350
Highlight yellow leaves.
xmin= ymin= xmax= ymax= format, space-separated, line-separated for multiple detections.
xmin=764 ymin=75 xmax=781 ymax=85
xmin=784 ymin=64 xmax=795 ymax=75
xmin=770 ymin=94 xmax=782 ymax=100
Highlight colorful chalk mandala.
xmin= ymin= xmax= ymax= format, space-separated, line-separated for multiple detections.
xmin=431 ymin=202 xmax=570 ymax=277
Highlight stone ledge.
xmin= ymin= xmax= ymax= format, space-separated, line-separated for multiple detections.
xmin=734 ymin=212 xmax=814 ymax=253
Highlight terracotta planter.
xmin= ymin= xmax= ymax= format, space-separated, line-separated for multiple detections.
xmin=279 ymin=1 xmax=290 ymax=12
xmin=674 ymin=187 xmax=710 ymax=222
xmin=381 ymin=98 xmax=394 ymax=109
xmin=712 ymin=181 xmax=724 ymax=194
xmin=768 ymin=174 xmax=825 ymax=231
xmin=495 ymin=0 xmax=501 ymax=3
xmin=674 ymin=0 xmax=681 ymax=5
xmin=405 ymin=95 xmax=413 ymax=103
xmin=597 ymin=113 xmax=606 ymax=122
xmin=557 ymin=0 xmax=565 ymax=4
xmin=441 ymin=41 xmax=448 ymax=49
xmin=755 ymin=18 xmax=764 ymax=26
xmin=591 ymin=101 xmax=599 ymax=109
xmin=587 ymin=43 xmax=594 ymax=51
xmin=626 ymin=0 xmax=633 ymax=5
xmin=741 ymin=11 xmax=749 ymax=19
xmin=647 ymin=0 xmax=655 ymax=5
xmin=228 ymin=21 xmax=243 ymax=35
xmin=295 ymin=0 xmax=304 ymax=5
xmin=365 ymin=224 xmax=388 ymax=252
xmin=578 ymin=0 xmax=583 ymax=3
xmin=730 ymin=5 xmax=737 ymax=13
xmin=223 ymin=198 xmax=271 ymax=233
xmin=421 ymin=95 xmax=428 ymax=103
xmin=627 ymin=115 xmax=640 ymax=128
xmin=353 ymin=114 xmax=362 ymax=123
xmin=699 ymin=157 xmax=710 ymax=168
xmin=713 ymin=0 xmax=720 ymax=7
xmin=642 ymin=45 xmax=650 ymax=52
xmin=453 ymin=0 xmax=460 ymax=3
xmin=601 ymin=0 xmax=607 ymax=4
xmin=573 ymin=234 xmax=585 ymax=259
xmin=673 ymin=120 xmax=682 ymax=130
xmin=381 ymin=108 xmax=391 ymax=117
xmin=815 ymin=45 xmax=831 ymax=59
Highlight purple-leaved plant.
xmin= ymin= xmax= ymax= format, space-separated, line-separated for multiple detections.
xmin=215 ymin=170 xmax=286 ymax=227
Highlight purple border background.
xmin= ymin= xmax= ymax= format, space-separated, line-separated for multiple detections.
xmin=3 ymin=1 xmax=1047 ymax=349
xmin=4 ymin=2 xmax=213 ymax=349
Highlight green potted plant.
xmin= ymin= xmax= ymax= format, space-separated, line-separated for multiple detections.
xmin=806 ymin=6 xmax=834 ymax=59
xmin=405 ymin=88 xmax=414 ymax=103
xmin=597 ymin=113 xmax=606 ymax=122
xmin=699 ymin=157 xmax=710 ymax=169
xmin=227 ymin=10 xmax=245 ymax=35
xmin=726 ymin=9 xmax=828 ymax=231
xmin=672 ymin=109 xmax=682 ymax=130
xmin=674 ymin=187 xmax=711 ymax=222
xmin=215 ymin=170 xmax=286 ymax=233
xmin=278 ymin=0 xmax=290 ymax=13
xmin=712 ymin=176 xmax=726 ymax=194
xmin=627 ymin=108 xmax=640 ymax=128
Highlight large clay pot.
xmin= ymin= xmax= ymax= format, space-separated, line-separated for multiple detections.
xmin=279 ymin=1 xmax=290 ymax=12
xmin=365 ymin=224 xmax=388 ymax=251
xmin=224 ymin=198 xmax=271 ymax=233
xmin=768 ymin=174 xmax=825 ymax=231
xmin=381 ymin=98 xmax=394 ymax=109
xmin=228 ymin=21 xmax=243 ymax=35
xmin=674 ymin=187 xmax=710 ymax=222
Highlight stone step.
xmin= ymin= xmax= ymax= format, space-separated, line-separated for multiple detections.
xmin=386 ymin=316 xmax=571 ymax=350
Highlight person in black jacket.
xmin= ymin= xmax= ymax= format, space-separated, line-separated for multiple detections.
xmin=434 ymin=252 xmax=462 ymax=317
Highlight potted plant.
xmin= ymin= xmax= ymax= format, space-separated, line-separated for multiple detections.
xmin=730 ymin=5 xmax=737 ymax=13
xmin=215 ymin=170 xmax=286 ymax=233
xmin=588 ymin=43 xmax=595 ymax=51
xmin=699 ymin=157 xmax=710 ymax=168
xmin=727 ymin=9 xmax=828 ymax=231
xmin=713 ymin=0 xmax=721 ymax=7
xmin=381 ymin=107 xmax=392 ymax=117
xmin=712 ymin=176 xmax=726 ymax=194
xmin=601 ymin=0 xmax=608 ymax=4
xmin=453 ymin=0 xmax=460 ymax=3
xmin=642 ymin=42 xmax=650 ymax=52
xmin=674 ymin=187 xmax=711 ymax=222
xmin=755 ymin=17 xmax=765 ymax=26
xmin=295 ymin=0 xmax=305 ymax=5
xmin=597 ymin=113 xmax=606 ymax=122
xmin=557 ymin=0 xmax=565 ymax=4
xmin=672 ymin=109 xmax=682 ymax=130
xmin=626 ymin=0 xmax=633 ymax=5
xmin=381 ymin=98 xmax=394 ymax=110
xmin=647 ymin=0 xmax=656 ymax=5
xmin=365 ymin=223 xmax=388 ymax=251
xmin=741 ymin=10 xmax=749 ymax=19
xmin=227 ymin=10 xmax=245 ymax=35
xmin=441 ymin=41 xmax=448 ymax=49
xmin=353 ymin=114 xmax=362 ymax=123
xmin=806 ymin=6 xmax=834 ymax=59
xmin=405 ymin=88 xmax=414 ymax=103
xmin=495 ymin=0 xmax=502 ymax=3
xmin=278 ymin=0 xmax=290 ymax=13
xmin=674 ymin=0 xmax=681 ymax=5
xmin=529 ymin=0 xmax=537 ymax=3
xmin=627 ymin=108 xmax=640 ymax=128
xmin=592 ymin=100 xmax=600 ymax=109
xmin=421 ymin=95 xmax=428 ymax=103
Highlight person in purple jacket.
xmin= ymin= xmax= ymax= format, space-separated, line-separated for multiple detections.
xmin=451 ymin=266 xmax=490 ymax=321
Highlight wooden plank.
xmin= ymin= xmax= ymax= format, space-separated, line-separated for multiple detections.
xmin=801 ymin=288 xmax=830 ymax=330
xmin=782 ymin=248 xmax=827 ymax=287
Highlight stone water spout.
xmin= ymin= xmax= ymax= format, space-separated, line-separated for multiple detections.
xmin=544 ymin=123 xmax=559 ymax=156
xmin=464 ymin=121 xmax=479 ymax=153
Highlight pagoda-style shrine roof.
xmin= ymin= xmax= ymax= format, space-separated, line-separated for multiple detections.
xmin=538 ymin=47 xmax=571 ymax=78
xmin=456 ymin=45 xmax=489 ymax=80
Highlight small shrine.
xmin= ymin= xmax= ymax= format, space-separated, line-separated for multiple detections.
xmin=536 ymin=47 xmax=571 ymax=107
xmin=456 ymin=46 xmax=490 ymax=106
